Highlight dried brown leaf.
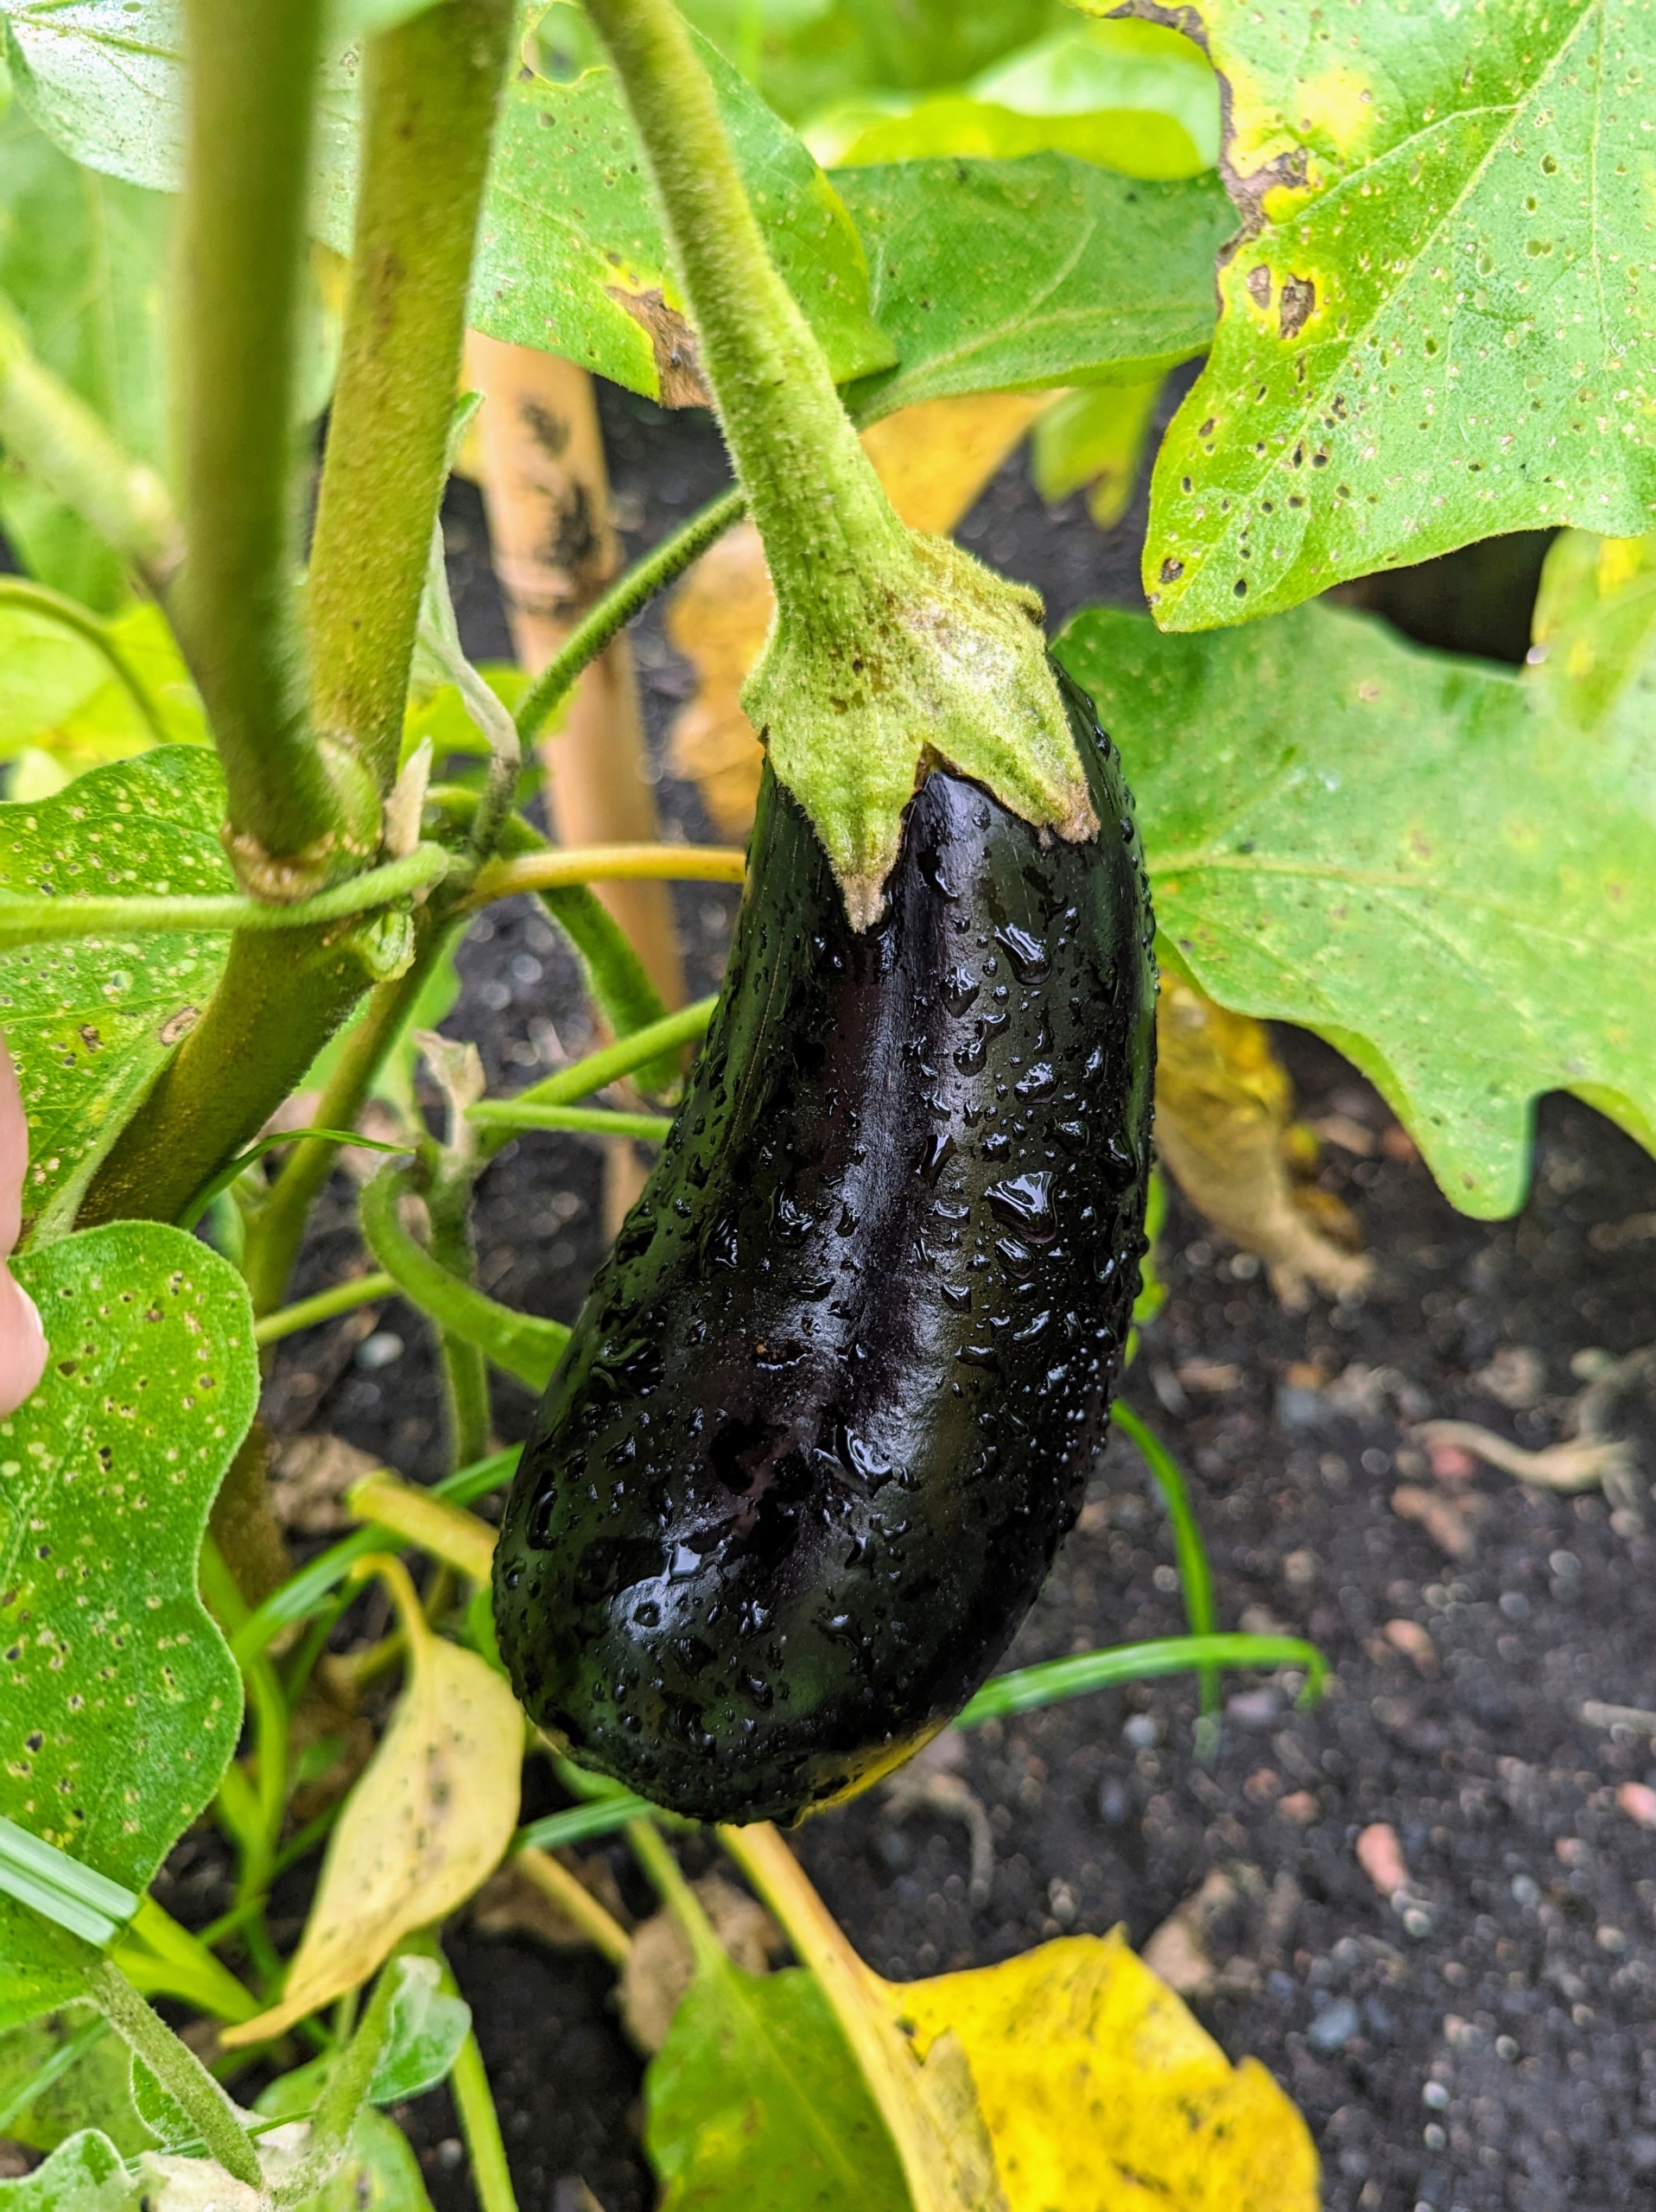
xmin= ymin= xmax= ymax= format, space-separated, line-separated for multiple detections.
xmin=620 ymin=1873 xmax=784 ymax=2054
xmin=1154 ymin=974 xmax=1373 ymax=1308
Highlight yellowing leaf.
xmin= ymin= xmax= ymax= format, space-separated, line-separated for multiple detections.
xmin=668 ymin=396 xmax=1056 ymax=836
xmin=891 ymin=1928 xmax=1318 ymax=2212
xmin=1029 ymin=378 xmax=1163 ymax=530
xmin=221 ymin=1557 xmax=521 ymax=2045
xmin=1153 ymin=972 xmax=1371 ymax=1309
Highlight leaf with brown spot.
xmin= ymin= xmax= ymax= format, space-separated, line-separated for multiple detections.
xmin=220 ymin=1557 xmax=521 ymax=2047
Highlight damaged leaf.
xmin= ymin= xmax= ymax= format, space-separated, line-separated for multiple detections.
xmin=1153 ymin=973 xmax=1371 ymax=1307
xmin=1056 ymin=584 xmax=1656 ymax=1217
xmin=1 ymin=1223 xmax=256 ymax=1890
xmin=220 ymin=1560 xmax=521 ymax=2047
xmin=0 ymin=748 xmax=232 ymax=1239
xmin=1143 ymin=0 xmax=1656 ymax=627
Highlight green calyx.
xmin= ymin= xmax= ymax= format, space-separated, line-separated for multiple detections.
xmin=744 ymin=532 xmax=1098 ymax=930
xmin=582 ymin=0 xmax=1096 ymax=933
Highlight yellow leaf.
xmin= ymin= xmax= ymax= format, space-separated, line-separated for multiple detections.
xmin=890 ymin=1929 xmax=1318 ymax=2212
xmin=666 ymin=395 xmax=1059 ymax=837
xmin=221 ymin=1555 xmax=522 ymax=2045
xmin=1154 ymin=972 xmax=1372 ymax=1309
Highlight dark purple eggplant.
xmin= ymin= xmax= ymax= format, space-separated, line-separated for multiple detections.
xmin=492 ymin=664 xmax=1154 ymax=1824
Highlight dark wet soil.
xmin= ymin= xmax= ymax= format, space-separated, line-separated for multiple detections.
xmin=253 ymin=387 xmax=1656 ymax=2212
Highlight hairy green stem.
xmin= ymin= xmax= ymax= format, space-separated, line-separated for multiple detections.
xmin=241 ymin=912 xmax=464 ymax=1316
xmin=0 ymin=577 xmax=168 ymax=743
xmin=254 ymin=1271 xmax=397 ymax=1346
xmin=0 ymin=301 xmax=181 ymax=592
xmin=88 ymin=1956 xmax=261 ymax=2185
xmin=79 ymin=930 xmax=376 ymax=1229
xmin=433 ymin=1952 xmax=518 ymax=2212
xmin=424 ymin=1167 xmax=492 ymax=1470
xmin=513 ymin=483 xmax=745 ymax=745
xmin=0 ymin=846 xmax=447 ymax=950
xmin=473 ymin=995 xmax=716 ymax=1164
xmin=308 ymin=0 xmax=516 ymax=793
xmin=178 ymin=0 xmax=377 ymax=890
xmin=359 ymin=1165 xmax=568 ymax=1389
xmin=580 ymin=0 xmax=912 ymax=637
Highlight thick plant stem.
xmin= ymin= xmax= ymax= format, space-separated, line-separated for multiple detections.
xmin=308 ymin=0 xmax=516 ymax=795
xmin=178 ymin=0 xmax=376 ymax=893
xmin=79 ymin=931 xmax=372 ymax=1229
xmin=424 ymin=1169 xmax=492 ymax=1471
xmin=581 ymin=0 xmax=912 ymax=644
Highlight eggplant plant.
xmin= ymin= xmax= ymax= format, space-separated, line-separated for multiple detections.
xmin=0 ymin=0 xmax=1650 ymax=2206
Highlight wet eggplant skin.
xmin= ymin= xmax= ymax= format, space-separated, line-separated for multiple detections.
xmin=493 ymin=667 xmax=1155 ymax=1823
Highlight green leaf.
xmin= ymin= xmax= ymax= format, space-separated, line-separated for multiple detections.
xmin=644 ymin=1958 xmax=909 ymax=2212
xmin=255 ymin=1960 xmax=470 ymax=2118
xmin=824 ymin=19 xmax=1219 ymax=181
xmin=1029 ymin=377 xmax=1163 ymax=529
xmin=1141 ymin=0 xmax=1656 ymax=630
xmin=0 ymin=5 xmax=895 ymax=403
xmin=1055 ymin=593 xmax=1656 ymax=1216
xmin=467 ymin=38 xmax=894 ymax=398
xmin=0 ymin=2130 xmax=137 ymax=2212
xmin=0 ymin=604 xmax=206 ymax=784
xmin=0 ymin=2006 xmax=149 ymax=2155
xmin=0 ymin=1221 xmax=257 ymax=1891
xmin=0 ymin=1903 xmax=96 ymax=2036
xmin=0 ymin=97 xmax=171 ymax=612
xmin=0 ymin=747 xmax=233 ymax=1240
xmin=836 ymin=155 xmax=1229 ymax=422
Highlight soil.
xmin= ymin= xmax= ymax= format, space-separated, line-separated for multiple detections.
xmin=245 ymin=386 xmax=1656 ymax=2212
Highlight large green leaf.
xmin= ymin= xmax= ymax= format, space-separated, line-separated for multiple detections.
xmin=1141 ymin=0 xmax=1656 ymax=630
xmin=819 ymin=18 xmax=1219 ymax=181
xmin=467 ymin=41 xmax=894 ymax=397
xmin=0 ymin=99 xmax=170 ymax=612
xmin=1 ymin=3 xmax=894 ymax=401
xmin=838 ymin=154 xmax=1230 ymax=421
xmin=0 ymin=1220 xmax=256 ymax=1893
xmin=1055 ymin=565 xmax=1656 ymax=1216
xmin=0 ymin=604 xmax=207 ymax=785
xmin=0 ymin=748 xmax=232 ymax=1241
xmin=645 ymin=1958 xmax=908 ymax=2212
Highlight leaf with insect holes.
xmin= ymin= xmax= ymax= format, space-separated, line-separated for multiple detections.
xmin=0 ymin=1223 xmax=256 ymax=1895
xmin=1054 ymin=586 xmax=1656 ymax=1216
xmin=837 ymin=156 xmax=1231 ymax=425
xmin=0 ymin=747 xmax=232 ymax=1241
xmin=0 ymin=2130 xmax=139 ymax=2212
xmin=0 ymin=93 xmax=171 ymax=613
xmin=0 ymin=3 xmax=891 ymax=402
xmin=220 ymin=1572 xmax=521 ymax=2047
xmin=1141 ymin=0 xmax=1656 ymax=629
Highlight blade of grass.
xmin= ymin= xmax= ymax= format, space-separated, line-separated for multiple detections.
xmin=957 ymin=1633 xmax=1328 ymax=1725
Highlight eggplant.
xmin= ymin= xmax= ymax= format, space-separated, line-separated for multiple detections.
xmin=492 ymin=665 xmax=1155 ymax=1824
